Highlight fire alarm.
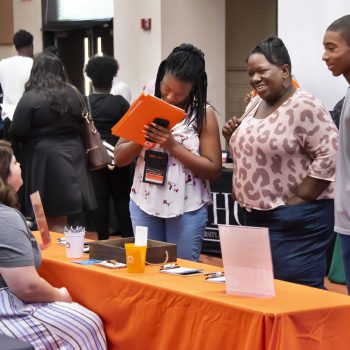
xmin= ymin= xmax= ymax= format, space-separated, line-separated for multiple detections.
xmin=141 ymin=18 xmax=152 ymax=30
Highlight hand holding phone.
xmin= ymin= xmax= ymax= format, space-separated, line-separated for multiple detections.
xmin=153 ymin=117 xmax=170 ymax=128
xmin=144 ymin=118 xmax=170 ymax=147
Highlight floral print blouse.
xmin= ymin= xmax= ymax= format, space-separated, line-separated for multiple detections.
xmin=130 ymin=116 xmax=211 ymax=218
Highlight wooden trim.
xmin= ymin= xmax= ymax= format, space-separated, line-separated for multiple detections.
xmin=0 ymin=0 xmax=14 ymax=45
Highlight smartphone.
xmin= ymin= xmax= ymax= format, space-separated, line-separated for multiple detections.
xmin=144 ymin=118 xmax=170 ymax=148
xmin=153 ymin=117 xmax=170 ymax=128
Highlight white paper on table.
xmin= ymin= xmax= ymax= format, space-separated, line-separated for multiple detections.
xmin=135 ymin=226 xmax=148 ymax=246
xmin=0 ymin=104 xmax=16 ymax=121
xmin=219 ymin=225 xmax=275 ymax=298
xmin=159 ymin=267 xmax=204 ymax=276
xmin=206 ymin=276 xmax=226 ymax=284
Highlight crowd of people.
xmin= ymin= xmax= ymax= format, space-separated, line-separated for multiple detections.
xmin=0 ymin=13 xmax=350 ymax=347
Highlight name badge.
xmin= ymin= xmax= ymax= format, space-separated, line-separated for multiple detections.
xmin=142 ymin=150 xmax=168 ymax=186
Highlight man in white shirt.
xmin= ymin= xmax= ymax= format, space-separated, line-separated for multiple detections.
xmin=0 ymin=29 xmax=34 ymax=105
xmin=110 ymin=60 xmax=132 ymax=103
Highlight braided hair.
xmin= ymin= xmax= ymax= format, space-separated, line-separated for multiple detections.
xmin=154 ymin=43 xmax=207 ymax=133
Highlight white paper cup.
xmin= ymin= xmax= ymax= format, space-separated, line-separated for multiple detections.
xmin=64 ymin=231 xmax=85 ymax=258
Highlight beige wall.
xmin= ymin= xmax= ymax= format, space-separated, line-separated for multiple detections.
xmin=0 ymin=0 xmax=42 ymax=59
xmin=278 ymin=0 xmax=349 ymax=110
xmin=226 ymin=0 xmax=276 ymax=125
xmin=114 ymin=0 xmax=161 ymax=98
xmin=114 ymin=0 xmax=226 ymax=144
xmin=226 ymin=0 xmax=276 ymax=70
xmin=161 ymin=0 xmax=226 ymax=136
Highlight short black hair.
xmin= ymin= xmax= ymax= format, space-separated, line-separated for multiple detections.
xmin=43 ymin=45 xmax=58 ymax=56
xmin=85 ymin=55 xmax=119 ymax=90
xmin=327 ymin=15 xmax=350 ymax=47
xmin=13 ymin=29 xmax=33 ymax=50
xmin=247 ymin=36 xmax=292 ymax=74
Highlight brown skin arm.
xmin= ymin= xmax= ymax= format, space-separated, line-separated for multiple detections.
xmin=222 ymin=116 xmax=241 ymax=143
xmin=285 ymin=176 xmax=331 ymax=205
xmin=0 ymin=266 xmax=72 ymax=303
xmin=114 ymin=138 xmax=143 ymax=167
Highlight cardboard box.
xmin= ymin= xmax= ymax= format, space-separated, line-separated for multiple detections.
xmin=89 ymin=237 xmax=177 ymax=264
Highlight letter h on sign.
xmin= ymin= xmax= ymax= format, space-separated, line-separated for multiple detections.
xmin=211 ymin=192 xmax=231 ymax=225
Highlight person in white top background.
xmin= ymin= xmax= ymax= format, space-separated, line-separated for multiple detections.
xmin=0 ymin=30 xmax=34 ymax=106
xmin=110 ymin=59 xmax=132 ymax=103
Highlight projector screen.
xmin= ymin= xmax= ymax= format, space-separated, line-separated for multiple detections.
xmin=43 ymin=0 xmax=113 ymax=29
xmin=55 ymin=0 xmax=113 ymax=21
xmin=278 ymin=0 xmax=349 ymax=110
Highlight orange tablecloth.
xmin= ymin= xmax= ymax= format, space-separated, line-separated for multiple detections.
xmin=36 ymin=232 xmax=350 ymax=350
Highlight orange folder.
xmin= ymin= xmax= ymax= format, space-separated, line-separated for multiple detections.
xmin=111 ymin=93 xmax=186 ymax=147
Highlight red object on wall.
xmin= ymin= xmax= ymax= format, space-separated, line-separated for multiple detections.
xmin=141 ymin=18 xmax=152 ymax=30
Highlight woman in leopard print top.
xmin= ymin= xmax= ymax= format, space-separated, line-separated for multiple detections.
xmin=223 ymin=37 xmax=338 ymax=289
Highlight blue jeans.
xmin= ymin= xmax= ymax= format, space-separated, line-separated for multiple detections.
xmin=340 ymin=234 xmax=350 ymax=294
xmin=129 ymin=200 xmax=207 ymax=261
xmin=244 ymin=199 xmax=334 ymax=289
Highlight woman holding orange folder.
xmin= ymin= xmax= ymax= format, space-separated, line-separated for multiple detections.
xmin=115 ymin=44 xmax=222 ymax=261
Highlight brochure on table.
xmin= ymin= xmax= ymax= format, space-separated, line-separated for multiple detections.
xmin=219 ymin=224 xmax=275 ymax=298
xmin=30 ymin=191 xmax=51 ymax=250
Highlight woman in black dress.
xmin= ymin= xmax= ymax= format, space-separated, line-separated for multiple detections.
xmin=85 ymin=55 xmax=133 ymax=239
xmin=9 ymin=52 xmax=96 ymax=230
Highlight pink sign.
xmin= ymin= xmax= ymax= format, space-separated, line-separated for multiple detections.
xmin=219 ymin=225 xmax=275 ymax=298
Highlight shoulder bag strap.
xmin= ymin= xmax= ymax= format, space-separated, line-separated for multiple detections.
xmin=238 ymin=96 xmax=261 ymax=123
xmin=68 ymin=84 xmax=89 ymax=117
xmin=86 ymin=95 xmax=92 ymax=116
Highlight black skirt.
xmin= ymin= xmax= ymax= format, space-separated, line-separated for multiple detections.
xmin=21 ymin=135 xmax=96 ymax=217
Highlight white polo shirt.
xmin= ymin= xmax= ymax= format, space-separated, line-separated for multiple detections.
xmin=0 ymin=55 xmax=33 ymax=105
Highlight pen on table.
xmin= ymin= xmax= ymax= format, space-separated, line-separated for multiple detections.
xmin=160 ymin=263 xmax=180 ymax=270
xmin=179 ymin=269 xmax=203 ymax=275
xmin=205 ymin=272 xmax=224 ymax=279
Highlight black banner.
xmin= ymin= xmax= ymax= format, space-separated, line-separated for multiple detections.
xmin=203 ymin=169 xmax=244 ymax=254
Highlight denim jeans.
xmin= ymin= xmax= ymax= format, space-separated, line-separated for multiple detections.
xmin=340 ymin=234 xmax=350 ymax=294
xmin=244 ymin=199 xmax=335 ymax=289
xmin=129 ymin=200 xmax=207 ymax=261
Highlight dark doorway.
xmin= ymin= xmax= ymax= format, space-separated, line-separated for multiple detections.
xmin=43 ymin=21 xmax=113 ymax=93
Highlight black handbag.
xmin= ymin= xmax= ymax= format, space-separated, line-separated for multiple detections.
xmin=71 ymin=85 xmax=114 ymax=171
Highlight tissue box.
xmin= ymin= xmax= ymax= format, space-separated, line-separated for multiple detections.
xmin=89 ymin=237 xmax=177 ymax=264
